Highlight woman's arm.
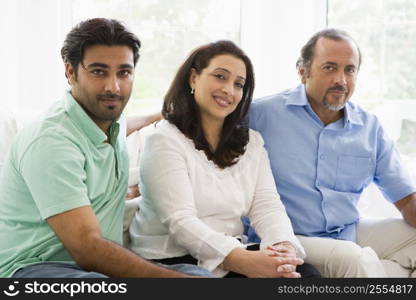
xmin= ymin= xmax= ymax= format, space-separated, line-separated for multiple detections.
xmin=222 ymin=247 xmax=303 ymax=278
xmin=140 ymin=130 xmax=244 ymax=272
xmin=126 ymin=112 xmax=162 ymax=137
xmin=247 ymin=133 xmax=305 ymax=258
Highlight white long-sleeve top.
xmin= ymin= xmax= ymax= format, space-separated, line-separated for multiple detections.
xmin=129 ymin=120 xmax=305 ymax=277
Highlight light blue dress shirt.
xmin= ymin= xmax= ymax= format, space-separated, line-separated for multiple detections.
xmin=248 ymin=84 xmax=416 ymax=241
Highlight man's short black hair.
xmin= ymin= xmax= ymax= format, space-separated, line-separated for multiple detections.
xmin=61 ymin=18 xmax=141 ymax=74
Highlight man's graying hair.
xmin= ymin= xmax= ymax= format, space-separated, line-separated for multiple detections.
xmin=297 ymin=28 xmax=361 ymax=74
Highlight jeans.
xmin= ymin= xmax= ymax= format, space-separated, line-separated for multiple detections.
xmin=12 ymin=261 xmax=213 ymax=278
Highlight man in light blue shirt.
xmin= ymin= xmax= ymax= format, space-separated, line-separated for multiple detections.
xmin=247 ymin=28 xmax=416 ymax=277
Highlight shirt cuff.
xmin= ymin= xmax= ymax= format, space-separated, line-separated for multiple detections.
xmin=197 ymin=237 xmax=245 ymax=277
xmin=128 ymin=166 xmax=140 ymax=186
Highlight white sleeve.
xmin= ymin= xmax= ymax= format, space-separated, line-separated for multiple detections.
xmin=127 ymin=130 xmax=142 ymax=186
xmin=247 ymin=133 xmax=305 ymax=258
xmin=140 ymin=130 xmax=243 ymax=271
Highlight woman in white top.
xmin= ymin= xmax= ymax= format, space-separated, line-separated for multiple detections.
xmin=129 ymin=40 xmax=320 ymax=278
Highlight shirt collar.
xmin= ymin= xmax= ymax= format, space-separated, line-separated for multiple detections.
xmin=286 ymin=84 xmax=364 ymax=127
xmin=284 ymin=84 xmax=309 ymax=106
xmin=344 ymin=102 xmax=364 ymax=127
xmin=64 ymin=90 xmax=121 ymax=145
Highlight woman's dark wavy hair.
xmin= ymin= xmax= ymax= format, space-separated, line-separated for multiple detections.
xmin=162 ymin=40 xmax=255 ymax=169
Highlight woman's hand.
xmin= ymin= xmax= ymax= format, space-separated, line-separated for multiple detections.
xmin=126 ymin=184 xmax=140 ymax=200
xmin=222 ymin=247 xmax=303 ymax=278
xmin=267 ymin=241 xmax=298 ymax=258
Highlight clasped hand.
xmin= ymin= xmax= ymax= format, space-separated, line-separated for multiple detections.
xmin=265 ymin=242 xmax=303 ymax=278
xmin=222 ymin=243 xmax=303 ymax=278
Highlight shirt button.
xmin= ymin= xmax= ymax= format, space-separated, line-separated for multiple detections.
xmin=320 ymin=154 xmax=325 ymax=160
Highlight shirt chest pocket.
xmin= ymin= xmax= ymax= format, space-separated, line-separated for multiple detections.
xmin=335 ymin=155 xmax=374 ymax=193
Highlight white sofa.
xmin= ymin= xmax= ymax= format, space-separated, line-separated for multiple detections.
xmin=0 ymin=110 xmax=19 ymax=175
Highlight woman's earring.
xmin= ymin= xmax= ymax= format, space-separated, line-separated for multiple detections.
xmin=191 ymin=87 xmax=195 ymax=94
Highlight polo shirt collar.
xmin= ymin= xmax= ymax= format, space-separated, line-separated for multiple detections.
xmin=63 ymin=90 xmax=120 ymax=145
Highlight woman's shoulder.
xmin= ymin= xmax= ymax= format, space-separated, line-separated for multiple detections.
xmin=153 ymin=119 xmax=179 ymax=134
xmin=145 ymin=120 xmax=193 ymax=151
xmin=148 ymin=120 xmax=184 ymax=140
xmin=230 ymin=128 xmax=264 ymax=169
xmin=247 ymin=128 xmax=265 ymax=147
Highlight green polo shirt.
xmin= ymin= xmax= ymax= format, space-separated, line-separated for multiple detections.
xmin=0 ymin=91 xmax=128 ymax=277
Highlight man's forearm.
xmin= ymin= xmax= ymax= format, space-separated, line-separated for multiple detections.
xmin=395 ymin=193 xmax=416 ymax=227
xmin=126 ymin=113 xmax=162 ymax=137
xmin=72 ymin=236 xmax=190 ymax=278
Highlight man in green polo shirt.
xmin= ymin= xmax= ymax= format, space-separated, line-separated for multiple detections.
xmin=0 ymin=18 xmax=211 ymax=278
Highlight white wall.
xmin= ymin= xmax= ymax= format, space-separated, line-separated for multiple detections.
xmin=241 ymin=0 xmax=326 ymax=98
xmin=1 ymin=0 xmax=73 ymax=124
xmin=1 ymin=0 xmax=328 ymax=121
xmin=0 ymin=1 xmax=19 ymax=113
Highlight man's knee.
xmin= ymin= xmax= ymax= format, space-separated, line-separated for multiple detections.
xmin=329 ymin=241 xmax=365 ymax=266
xmin=327 ymin=241 xmax=385 ymax=277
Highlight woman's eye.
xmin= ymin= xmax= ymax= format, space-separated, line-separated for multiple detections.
xmin=214 ymin=74 xmax=225 ymax=80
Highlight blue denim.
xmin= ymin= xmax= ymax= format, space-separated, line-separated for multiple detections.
xmin=242 ymin=216 xmax=260 ymax=243
xmin=12 ymin=262 xmax=108 ymax=278
xmin=159 ymin=263 xmax=213 ymax=277
xmin=12 ymin=261 xmax=212 ymax=278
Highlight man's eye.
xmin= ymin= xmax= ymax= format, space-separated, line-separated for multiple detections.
xmin=323 ymin=66 xmax=335 ymax=71
xmin=91 ymin=69 xmax=105 ymax=76
xmin=119 ymin=70 xmax=132 ymax=77
xmin=346 ymin=67 xmax=356 ymax=74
